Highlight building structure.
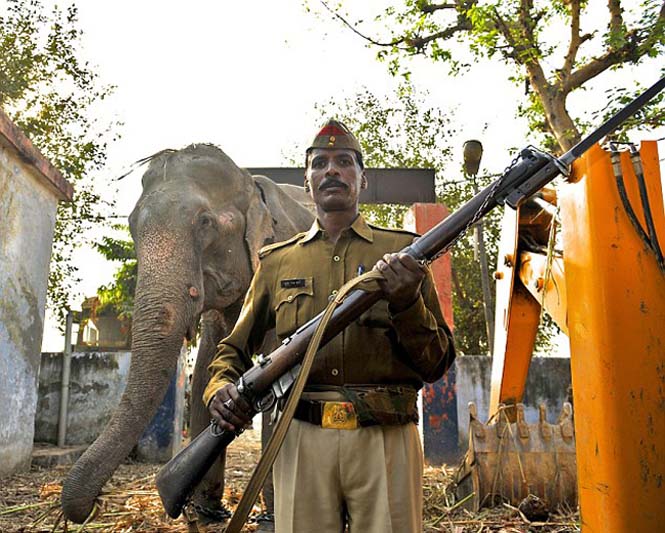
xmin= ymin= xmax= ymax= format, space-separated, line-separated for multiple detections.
xmin=0 ymin=108 xmax=73 ymax=476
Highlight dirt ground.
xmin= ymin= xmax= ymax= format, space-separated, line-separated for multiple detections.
xmin=0 ymin=428 xmax=579 ymax=532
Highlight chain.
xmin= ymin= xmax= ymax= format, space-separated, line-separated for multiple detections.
xmin=428 ymin=150 xmax=524 ymax=263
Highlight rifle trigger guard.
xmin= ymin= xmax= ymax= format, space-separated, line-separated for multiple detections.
xmin=255 ymin=390 xmax=276 ymax=413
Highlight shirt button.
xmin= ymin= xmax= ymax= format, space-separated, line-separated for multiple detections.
xmin=331 ymin=368 xmax=339 ymax=376
xmin=287 ymin=295 xmax=294 ymax=302
xmin=333 ymin=255 xmax=341 ymax=262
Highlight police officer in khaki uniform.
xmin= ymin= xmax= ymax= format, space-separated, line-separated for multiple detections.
xmin=204 ymin=119 xmax=455 ymax=532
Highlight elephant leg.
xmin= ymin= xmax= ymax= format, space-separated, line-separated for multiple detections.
xmin=190 ymin=308 xmax=237 ymax=523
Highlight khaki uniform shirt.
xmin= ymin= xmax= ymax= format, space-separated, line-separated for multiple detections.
xmin=203 ymin=215 xmax=455 ymax=406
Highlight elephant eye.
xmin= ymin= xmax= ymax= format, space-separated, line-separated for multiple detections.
xmin=198 ymin=214 xmax=215 ymax=229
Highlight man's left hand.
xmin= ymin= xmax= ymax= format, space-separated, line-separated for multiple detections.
xmin=374 ymin=253 xmax=428 ymax=313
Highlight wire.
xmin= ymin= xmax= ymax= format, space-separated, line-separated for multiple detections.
xmin=610 ymin=144 xmax=665 ymax=273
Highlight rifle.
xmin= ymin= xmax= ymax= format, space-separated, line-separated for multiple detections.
xmin=156 ymin=77 xmax=665 ymax=519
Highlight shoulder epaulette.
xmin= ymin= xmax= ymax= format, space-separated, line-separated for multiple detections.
xmin=258 ymin=231 xmax=307 ymax=258
xmin=367 ymin=222 xmax=420 ymax=238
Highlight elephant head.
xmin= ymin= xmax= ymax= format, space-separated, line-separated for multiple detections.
xmin=61 ymin=144 xmax=314 ymax=523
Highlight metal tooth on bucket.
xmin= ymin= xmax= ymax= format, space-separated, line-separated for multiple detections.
xmin=455 ymin=401 xmax=577 ymax=512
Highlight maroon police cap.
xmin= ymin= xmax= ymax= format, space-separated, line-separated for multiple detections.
xmin=307 ymin=119 xmax=362 ymax=157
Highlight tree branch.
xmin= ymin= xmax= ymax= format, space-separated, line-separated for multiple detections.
xmin=517 ymin=0 xmax=540 ymax=59
xmin=608 ymin=0 xmax=624 ymax=37
xmin=564 ymin=49 xmax=621 ymax=93
xmin=407 ymin=22 xmax=472 ymax=50
xmin=319 ymin=0 xmax=474 ymax=55
xmin=565 ymin=3 xmax=664 ymax=93
xmin=421 ymin=3 xmax=458 ymax=14
xmin=318 ymin=0 xmax=410 ymax=49
xmin=492 ymin=9 xmax=520 ymax=61
xmin=561 ymin=0 xmax=583 ymax=79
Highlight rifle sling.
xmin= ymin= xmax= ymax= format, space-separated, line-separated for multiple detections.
xmin=224 ymin=270 xmax=384 ymax=533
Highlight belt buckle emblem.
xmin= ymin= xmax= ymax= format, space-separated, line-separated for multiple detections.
xmin=322 ymin=401 xmax=358 ymax=429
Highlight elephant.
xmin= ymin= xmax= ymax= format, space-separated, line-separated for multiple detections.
xmin=61 ymin=144 xmax=315 ymax=525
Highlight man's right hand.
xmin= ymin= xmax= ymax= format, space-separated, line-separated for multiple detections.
xmin=208 ymin=383 xmax=254 ymax=433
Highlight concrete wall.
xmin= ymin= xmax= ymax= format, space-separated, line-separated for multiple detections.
xmin=0 ymin=129 xmax=71 ymax=476
xmin=35 ymin=350 xmax=570 ymax=466
xmin=454 ymin=355 xmax=572 ymax=451
xmin=35 ymin=352 xmax=132 ymax=444
xmin=35 ymin=350 xmax=186 ymax=461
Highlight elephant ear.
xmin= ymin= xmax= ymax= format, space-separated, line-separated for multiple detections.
xmin=244 ymin=183 xmax=276 ymax=272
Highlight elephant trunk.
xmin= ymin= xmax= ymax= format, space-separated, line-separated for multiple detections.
xmin=62 ymin=241 xmax=201 ymax=523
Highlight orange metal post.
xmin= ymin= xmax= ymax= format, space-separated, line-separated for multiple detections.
xmin=519 ymin=252 xmax=568 ymax=335
xmin=560 ymin=142 xmax=665 ymax=532
xmin=489 ymin=206 xmax=541 ymax=417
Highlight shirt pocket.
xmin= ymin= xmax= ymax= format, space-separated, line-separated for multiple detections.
xmin=357 ymin=299 xmax=392 ymax=329
xmin=274 ymin=277 xmax=314 ymax=338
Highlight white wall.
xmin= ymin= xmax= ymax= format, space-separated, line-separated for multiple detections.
xmin=0 ymin=139 xmax=60 ymax=476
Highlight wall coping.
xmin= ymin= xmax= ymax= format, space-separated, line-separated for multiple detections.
xmin=0 ymin=106 xmax=74 ymax=201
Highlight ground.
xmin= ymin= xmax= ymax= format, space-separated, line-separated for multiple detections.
xmin=0 ymin=428 xmax=579 ymax=532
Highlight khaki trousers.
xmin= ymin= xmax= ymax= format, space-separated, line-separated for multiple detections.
xmin=273 ymin=418 xmax=423 ymax=533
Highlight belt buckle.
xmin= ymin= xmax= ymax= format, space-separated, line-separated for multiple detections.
xmin=321 ymin=401 xmax=358 ymax=429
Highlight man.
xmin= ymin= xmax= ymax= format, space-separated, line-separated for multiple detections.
xmin=204 ymin=119 xmax=455 ymax=532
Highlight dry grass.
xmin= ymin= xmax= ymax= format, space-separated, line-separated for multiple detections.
xmin=0 ymin=431 xmax=579 ymax=532
xmin=422 ymin=465 xmax=579 ymax=532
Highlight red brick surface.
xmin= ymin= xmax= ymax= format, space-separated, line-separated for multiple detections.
xmin=405 ymin=203 xmax=453 ymax=329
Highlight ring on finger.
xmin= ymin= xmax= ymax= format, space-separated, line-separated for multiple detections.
xmin=223 ymin=398 xmax=234 ymax=410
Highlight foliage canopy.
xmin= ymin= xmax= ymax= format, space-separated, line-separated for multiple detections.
xmin=93 ymin=225 xmax=137 ymax=320
xmin=313 ymin=0 xmax=665 ymax=153
xmin=0 ymin=0 xmax=119 ymax=324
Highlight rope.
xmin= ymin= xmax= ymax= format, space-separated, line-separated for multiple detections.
xmin=224 ymin=270 xmax=384 ymax=533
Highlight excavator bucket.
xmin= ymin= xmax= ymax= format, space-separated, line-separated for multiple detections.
xmin=455 ymin=402 xmax=577 ymax=512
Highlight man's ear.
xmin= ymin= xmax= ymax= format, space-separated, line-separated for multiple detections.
xmin=360 ymin=172 xmax=368 ymax=189
xmin=304 ymin=178 xmax=310 ymax=193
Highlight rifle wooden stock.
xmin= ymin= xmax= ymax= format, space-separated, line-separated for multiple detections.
xmin=157 ymin=423 xmax=236 ymax=518
xmin=155 ymin=77 xmax=665 ymax=520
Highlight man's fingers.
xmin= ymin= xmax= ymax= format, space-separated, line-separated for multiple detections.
xmin=210 ymin=399 xmax=236 ymax=432
xmin=387 ymin=253 xmax=427 ymax=275
xmin=209 ymin=385 xmax=252 ymax=431
xmin=398 ymin=253 xmax=428 ymax=273
xmin=220 ymin=401 xmax=249 ymax=428
xmin=222 ymin=389 xmax=252 ymax=425
xmin=376 ymin=257 xmax=398 ymax=282
xmin=228 ymin=385 xmax=252 ymax=415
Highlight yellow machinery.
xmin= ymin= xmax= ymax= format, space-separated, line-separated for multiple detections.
xmin=456 ymin=141 xmax=665 ymax=532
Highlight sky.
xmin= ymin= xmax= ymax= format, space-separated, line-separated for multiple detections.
xmin=40 ymin=0 xmax=664 ymax=350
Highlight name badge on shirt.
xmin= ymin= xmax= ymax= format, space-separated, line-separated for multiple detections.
xmin=280 ymin=278 xmax=306 ymax=289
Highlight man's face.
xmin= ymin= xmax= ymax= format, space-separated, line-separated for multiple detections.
xmin=305 ymin=148 xmax=366 ymax=213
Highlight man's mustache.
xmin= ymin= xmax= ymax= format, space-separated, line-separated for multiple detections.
xmin=319 ymin=179 xmax=348 ymax=190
